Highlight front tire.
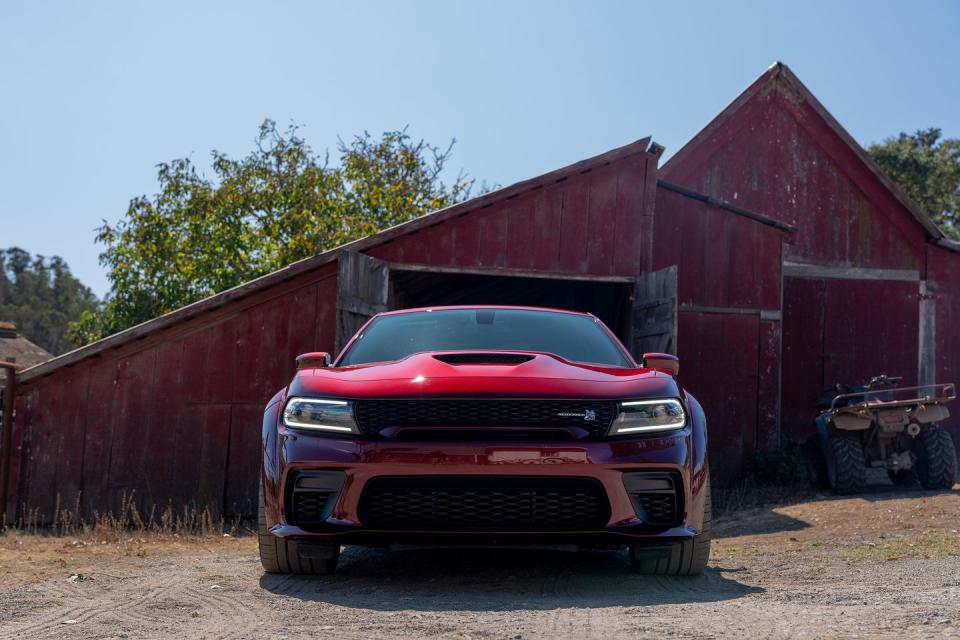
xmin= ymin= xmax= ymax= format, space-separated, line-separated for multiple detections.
xmin=630 ymin=471 xmax=711 ymax=576
xmin=913 ymin=426 xmax=957 ymax=490
xmin=825 ymin=434 xmax=867 ymax=494
xmin=258 ymin=484 xmax=340 ymax=575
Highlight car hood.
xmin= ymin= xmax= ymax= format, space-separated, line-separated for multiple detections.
xmin=288 ymin=351 xmax=680 ymax=399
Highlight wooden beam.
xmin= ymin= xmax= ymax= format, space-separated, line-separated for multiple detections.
xmin=783 ymin=261 xmax=920 ymax=282
xmin=918 ymin=281 xmax=936 ymax=387
xmin=390 ymin=262 xmax=637 ymax=283
xmin=679 ymin=304 xmax=781 ymax=320
xmin=657 ymin=180 xmax=797 ymax=234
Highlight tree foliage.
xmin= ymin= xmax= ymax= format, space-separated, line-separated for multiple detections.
xmin=68 ymin=121 xmax=475 ymax=344
xmin=868 ymin=128 xmax=960 ymax=238
xmin=0 ymin=248 xmax=100 ymax=355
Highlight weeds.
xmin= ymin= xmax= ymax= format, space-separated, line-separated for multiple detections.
xmin=5 ymin=491 xmax=246 ymax=539
xmin=844 ymin=531 xmax=960 ymax=563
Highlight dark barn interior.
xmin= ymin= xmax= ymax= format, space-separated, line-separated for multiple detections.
xmin=388 ymin=268 xmax=635 ymax=345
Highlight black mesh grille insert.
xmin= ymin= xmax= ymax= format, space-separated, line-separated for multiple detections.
xmin=358 ymin=476 xmax=610 ymax=531
xmin=285 ymin=471 xmax=346 ymax=526
xmin=635 ymin=494 xmax=677 ymax=524
xmin=622 ymin=472 xmax=682 ymax=526
xmin=290 ymin=491 xmax=333 ymax=524
xmin=353 ymin=399 xmax=617 ymax=439
xmin=433 ymin=353 xmax=535 ymax=365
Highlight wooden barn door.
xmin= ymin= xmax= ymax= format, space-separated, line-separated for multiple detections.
xmin=336 ymin=250 xmax=390 ymax=353
xmin=631 ymin=265 xmax=678 ymax=358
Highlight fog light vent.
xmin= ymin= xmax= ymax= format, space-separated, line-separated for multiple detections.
xmin=622 ymin=472 xmax=682 ymax=526
xmin=286 ymin=471 xmax=346 ymax=526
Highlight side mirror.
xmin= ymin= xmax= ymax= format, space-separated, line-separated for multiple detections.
xmin=642 ymin=352 xmax=679 ymax=377
xmin=296 ymin=352 xmax=331 ymax=369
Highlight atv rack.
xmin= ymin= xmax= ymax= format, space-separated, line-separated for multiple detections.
xmin=829 ymin=383 xmax=956 ymax=413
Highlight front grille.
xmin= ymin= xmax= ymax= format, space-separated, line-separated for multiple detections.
xmin=358 ymin=476 xmax=610 ymax=531
xmin=389 ymin=427 xmax=576 ymax=441
xmin=433 ymin=353 xmax=534 ymax=365
xmin=353 ymin=399 xmax=617 ymax=439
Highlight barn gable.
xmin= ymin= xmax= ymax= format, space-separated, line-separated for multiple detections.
xmin=661 ymin=61 xmax=954 ymax=269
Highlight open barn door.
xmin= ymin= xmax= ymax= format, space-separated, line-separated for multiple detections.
xmin=336 ymin=250 xmax=390 ymax=354
xmin=631 ymin=265 xmax=677 ymax=358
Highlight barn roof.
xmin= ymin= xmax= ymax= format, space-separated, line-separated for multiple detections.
xmin=661 ymin=61 xmax=960 ymax=254
xmin=0 ymin=322 xmax=51 ymax=381
xmin=18 ymin=137 xmax=655 ymax=383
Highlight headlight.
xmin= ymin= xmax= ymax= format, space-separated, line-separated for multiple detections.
xmin=609 ymin=399 xmax=686 ymax=435
xmin=282 ymin=397 xmax=359 ymax=434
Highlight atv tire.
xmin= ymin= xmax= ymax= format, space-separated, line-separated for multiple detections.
xmin=804 ymin=435 xmax=830 ymax=490
xmin=825 ymin=434 xmax=867 ymax=494
xmin=631 ymin=471 xmax=711 ymax=576
xmin=913 ymin=425 xmax=957 ymax=490
xmin=258 ymin=485 xmax=340 ymax=575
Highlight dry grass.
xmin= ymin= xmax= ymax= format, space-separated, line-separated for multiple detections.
xmin=843 ymin=530 xmax=960 ymax=563
xmin=712 ymin=480 xmax=815 ymax=517
xmin=5 ymin=491 xmax=248 ymax=541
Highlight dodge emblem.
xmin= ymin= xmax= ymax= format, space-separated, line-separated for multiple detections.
xmin=558 ymin=409 xmax=598 ymax=421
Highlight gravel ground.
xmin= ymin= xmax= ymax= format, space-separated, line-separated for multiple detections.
xmin=1 ymin=485 xmax=958 ymax=639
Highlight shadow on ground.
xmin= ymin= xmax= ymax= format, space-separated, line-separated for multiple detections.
xmin=259 ymin=547 xmax=762 ymax=611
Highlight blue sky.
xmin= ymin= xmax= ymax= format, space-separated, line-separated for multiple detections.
xmin=2 ymin=1 xmax=958 ymax=297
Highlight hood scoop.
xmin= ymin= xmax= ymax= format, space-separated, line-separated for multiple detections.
xmin=432 ymin=353 xmax=535 ymax=366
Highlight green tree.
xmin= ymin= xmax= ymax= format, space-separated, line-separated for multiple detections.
xmin=868 ymin=128 xmax=960 ymax=238
xmin=0 ymin=248 xmax=100 ymax=355
xmin=68 ymin=121 xmax=474 ymax=344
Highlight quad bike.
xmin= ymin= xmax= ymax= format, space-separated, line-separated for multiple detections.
xmin=805 ymin=375 xmax=957 ymax=494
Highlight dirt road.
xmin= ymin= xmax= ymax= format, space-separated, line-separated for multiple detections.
xmin=2 ymin=485 xmax=959 ymax=639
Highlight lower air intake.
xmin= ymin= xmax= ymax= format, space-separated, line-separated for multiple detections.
xmin=358 ymin=476 xmax=610 ymax=531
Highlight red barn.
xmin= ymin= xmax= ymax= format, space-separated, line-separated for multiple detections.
xmin=662 ymin=63 xmax=960 ymax=446
xmin=2 ymin=62 xmax=956 ymax=522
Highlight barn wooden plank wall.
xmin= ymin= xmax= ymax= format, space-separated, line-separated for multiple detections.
xmin=927 ymin=245 xmax=960 ymax=446
xmin=652 ymin=186 xmax=787 ymax=480
xmin=6 ymin=270 xmax=340 ymax=520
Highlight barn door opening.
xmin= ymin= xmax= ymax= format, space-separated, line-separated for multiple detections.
xmin=335 ymin=250 xmax=390 ymax=353
xmin=387 ymin=267 xmax=634 ymax=346
xmin=631 ymin=265 xmax=678 ymax=358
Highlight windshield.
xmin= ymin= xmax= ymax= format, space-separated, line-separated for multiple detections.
xmin=337 ymin=308 xmax=630 ymax=367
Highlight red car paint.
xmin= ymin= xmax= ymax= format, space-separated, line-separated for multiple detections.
xmin=260 ymin=306 xmax=709 ymax=549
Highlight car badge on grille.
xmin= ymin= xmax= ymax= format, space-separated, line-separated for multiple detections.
xmin=557 ymin=409 xmax=597 ymax=422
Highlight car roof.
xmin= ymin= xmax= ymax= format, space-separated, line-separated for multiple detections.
xmin=375 ymin=305 xmax=594 ymax=318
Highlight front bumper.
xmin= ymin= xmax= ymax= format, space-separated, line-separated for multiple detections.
xmin=263 ymin=429 xmax=706 ymax=546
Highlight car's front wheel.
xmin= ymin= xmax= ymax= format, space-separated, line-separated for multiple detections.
xmin=258 ymin=483 xmax=340 ymax=575
xmin=630 ymin=471 xmax=711 ymax=576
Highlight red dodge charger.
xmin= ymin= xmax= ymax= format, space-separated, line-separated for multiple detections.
xmin=258 ymin=306 xmax=711 ymax=575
